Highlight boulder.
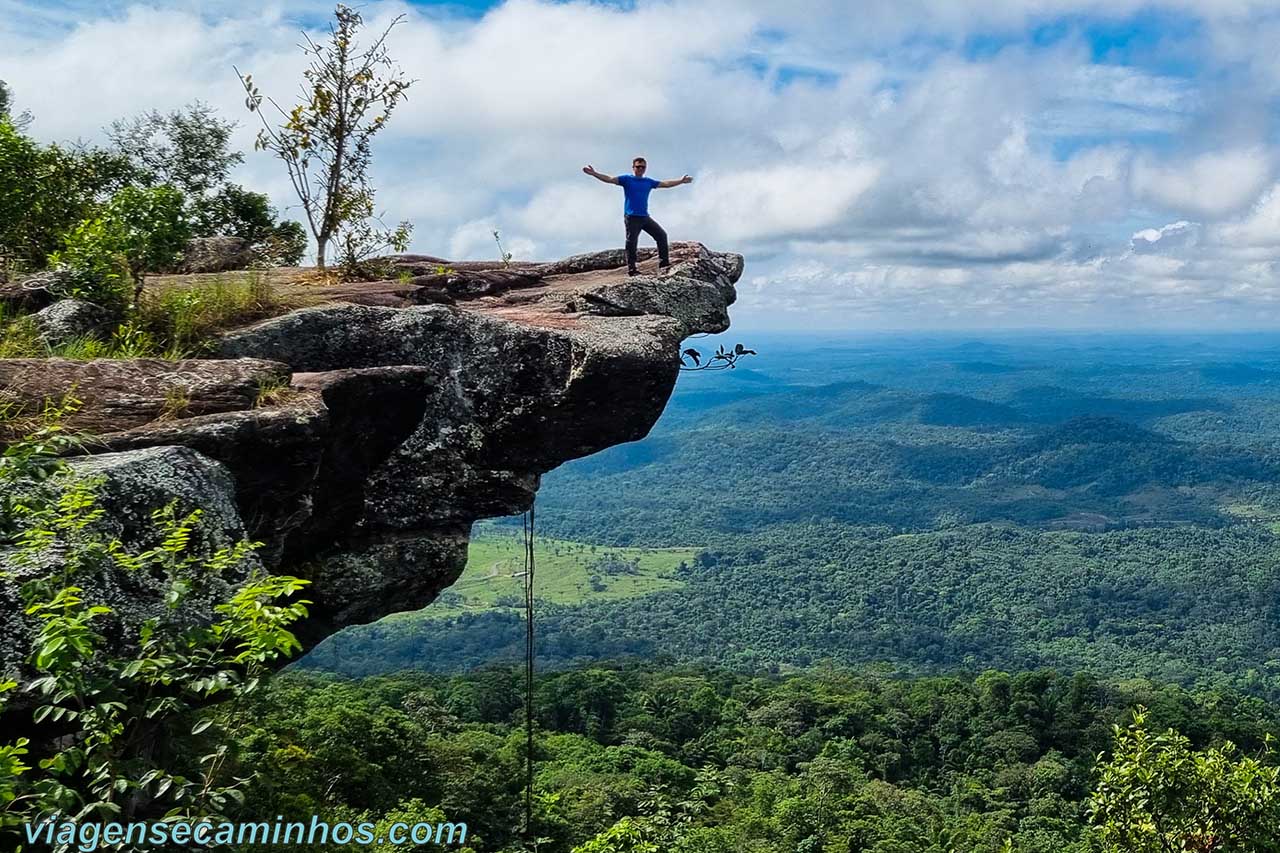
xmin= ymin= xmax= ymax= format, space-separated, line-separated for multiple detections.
xmin=181 ymin=236 xmax=254 ymax=273
xmin=0 ymin=242 xmax=744 ymax=662
xmin=31 ymin=299 xmax=116 ymax=345
xmin=0 ymin=269 xmax=72 ymax=312
xmin=0 ymin=446 xmax=256 ymax=682
xmin=0 ymin=357 xmax=292 ymax=434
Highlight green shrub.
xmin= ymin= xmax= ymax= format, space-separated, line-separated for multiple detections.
xmin=107 ymin=103 xmax=309 ymax=264
xmin=0 ymin=119 xmax=129 ymax=272
xmin=0 ymin=422 xmax=311 ymax=844
xmin=1090 ymin=709 xmax=1280 ymax=852
xmin=102 ymin=184 xmax=191 ymax=302
xmin=45 ymin=217 xmax=132 ymax=309
xmin=198 ymin=183 xmax=307 ymax=257
xmin=49 ymin=185 xmax=190 ymax=309
xmin=108 ymin=102 xmax=241 ymax=210
xmin=260 ymin=220 xmax=308 ymax=266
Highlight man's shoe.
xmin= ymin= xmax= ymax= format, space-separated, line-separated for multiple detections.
xmin=627 ymin=269 xmax=639 ymax=277
xmin=658 ymin=262 xmax=671 ymax=269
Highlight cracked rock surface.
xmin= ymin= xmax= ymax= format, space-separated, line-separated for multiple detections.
xmin=0 ymin=242 xmax=740 ymax=664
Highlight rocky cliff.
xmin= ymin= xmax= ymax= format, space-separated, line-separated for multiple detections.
xmin=0 ymin=242 xmax=740 ymax=670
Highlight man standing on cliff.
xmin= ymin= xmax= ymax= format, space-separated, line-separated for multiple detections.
xmin=582 ymin=158 xmax=692 ymax=276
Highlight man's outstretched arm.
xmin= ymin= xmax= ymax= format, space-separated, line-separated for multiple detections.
xmin=583 ymin=165 xmax=619 ymax=185
xmin=657 ymin=175 xmax=693 ymax=188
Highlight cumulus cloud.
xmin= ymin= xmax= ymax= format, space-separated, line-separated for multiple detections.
xmin=3 ymin=0 xmax=1280 ymax=328
xmin=1214 ymin=184 xmax=1280 ymax=248
xmin=665 ymin=161 xmax=882 ymax=244
xmin=1131 ymin=147 xmax=1273 ymax=219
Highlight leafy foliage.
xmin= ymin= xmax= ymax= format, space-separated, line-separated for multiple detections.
xmin=108 ymin=102 xmax=243 ymax=207
xmin=107 ymin=104 xmax=309 ymax=262
xmin=200 ymin=185 xmax=309 ymax=265
xmin=0 ymin=119 xmax=129 ymax=275
xmin=0 ymin=394 xmax=82 ymax=530
xmin=43 ymin=215 xmax=134 ymax=308
xmin=0 ymin=421 xmax=311 ymax=850
xmin=332 ymin=209 xmax=412 ymax=280
xmin=259 ymin=219 xmax=309 ymax=266
xmin=49 ymin=184 xmax=191 ymax=307
xmin=229 ymin=664 xmax=1280 ymax=852
xmin=1090 ymin=709 xmax=1280 ymax=852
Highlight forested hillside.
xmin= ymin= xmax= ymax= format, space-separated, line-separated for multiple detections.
xmin=307 ymin=334 xmax=1280 ymax=700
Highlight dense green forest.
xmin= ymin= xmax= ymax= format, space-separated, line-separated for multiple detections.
xmin=306 ymin=335 xmax=1280 ymax=701
xmin=285 ymin=335 xmax=1280 ymax=849
xmin=307 ymin=523 xmax=1280 ymax=696
xmin=230 ymin=664 xmax=1280 ymax=851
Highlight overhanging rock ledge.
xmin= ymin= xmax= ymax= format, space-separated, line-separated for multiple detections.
xmin=0 ymin=241 xmax=740 ymax=668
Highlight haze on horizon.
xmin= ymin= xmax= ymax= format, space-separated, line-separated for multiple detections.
xmin=4 ymin=0 xmax=1280 ymax=331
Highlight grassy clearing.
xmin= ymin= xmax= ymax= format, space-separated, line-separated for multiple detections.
xmin=1217 ymin=501 xmax=1280 ymax=535
xmin=1221 ymin=502 xmax=1280 ymax=521
xmin=396 ymin=528 xmax=699 ymax=622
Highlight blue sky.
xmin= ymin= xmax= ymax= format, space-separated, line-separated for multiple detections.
xmin=4 ymin=0 xmax=1280 ymax=330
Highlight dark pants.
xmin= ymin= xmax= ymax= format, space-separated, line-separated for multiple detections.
xmin=624 ymin=215 xmax=669 ymax=272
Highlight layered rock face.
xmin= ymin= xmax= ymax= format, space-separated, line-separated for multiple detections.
xmin=0 ymin=243 xmax=740 ymax=666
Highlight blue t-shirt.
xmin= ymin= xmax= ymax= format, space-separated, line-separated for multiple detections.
xmin=617 ymin=174 xmax=660 ymax=216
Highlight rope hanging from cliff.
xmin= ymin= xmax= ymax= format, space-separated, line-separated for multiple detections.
xmin=522 ymin=502 xmax=536 ymax=846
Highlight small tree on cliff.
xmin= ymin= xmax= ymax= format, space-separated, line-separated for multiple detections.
xmin=236 ymin=5 xmax=413 ymax=272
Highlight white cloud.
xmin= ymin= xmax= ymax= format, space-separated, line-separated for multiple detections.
xmin=1215 ymin=183 xmax=1280 ymax=248
xmin=512 ymin=182 xmax=617 ymax=247
xmin=665 ymin=161 xmax=882 ymax=243
xmin=1131 ymin=147 xmax=1273 ymax=218
xmin=3 ymin=0 xmax=1280 ymax=328
xmin=1131 ymin=220 xmax=1197 ymax=253
xmin=448 ymin=217 xmax=538 ymax=262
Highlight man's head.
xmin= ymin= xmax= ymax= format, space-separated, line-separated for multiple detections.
xmin=632 ymin=157 xmax=647 ymax=175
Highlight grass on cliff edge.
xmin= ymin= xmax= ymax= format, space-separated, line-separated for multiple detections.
xmin=0 ymin=268 xmax=327 ymax=360
xmin=384 ymin=526 xmax=699 ymax=622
